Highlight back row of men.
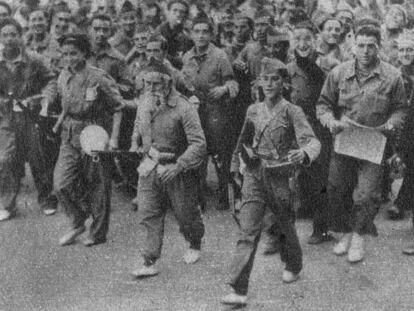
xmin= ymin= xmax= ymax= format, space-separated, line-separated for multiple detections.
xmin=0 ymin=0 xmax=413 ymax=307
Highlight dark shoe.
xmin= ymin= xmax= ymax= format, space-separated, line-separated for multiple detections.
xmin=82 ymin=236 xmax=107 ymax=247
xmin=402 ymin=244 xmax=414 ymax=255
xmin=387 ymin=205 xmax=404 ymax=220
xmin=307 ymin=232 xmax=334 ymax=245
xmin=59 ymin=226 xmax=86 ymax=246
xmin=216 ymin=200 xmax=230 ymax=211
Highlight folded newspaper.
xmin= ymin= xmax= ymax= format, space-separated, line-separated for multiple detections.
xmin=334 ymin=116 xmax=387 ymax=165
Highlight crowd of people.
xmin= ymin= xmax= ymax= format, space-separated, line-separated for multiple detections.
xmin=0 ymin=0 xmax=413 ymax=307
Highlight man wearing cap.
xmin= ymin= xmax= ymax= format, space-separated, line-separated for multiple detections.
xmin=155 ymin=0 xmax=193 ymax=70
xmin=233 ymin=9 xmax=273 ymax=81
xmin=222 ymin=57 xmax=320 ymax=306
xmin=224 ymin=15 xmax=253 ymax=63
xmin=53 ymin=33 xmax=124 ymax=247
xmin=0 ymin=18 xmax=58 ymax=221
xmin=182 ymin=16 xmax=239 ymax=211
xmin=129 ymin=58 xmax=206 ymax=277
xmin=317 ymin=25 xmax=407 ymax=263
xmin=109 ymin=0 xmax=136 ymax=56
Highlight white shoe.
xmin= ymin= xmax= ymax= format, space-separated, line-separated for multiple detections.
xmin=183 ymin=249 xmax=201 ymax=264
xmin=43 ymin=208 xmax=57 ymax=216
xmin=221 ymin=292 xmax=248 ymax=306
xmin=347 ymin=233 xmax=365 ymax=263
xmin=0 ymin=210 xmax=11 ymax=221
xmin=59 ymin=226 xmax=86 ymax=246
xmin=333 ymin=233 xmax=353 ymax=256
xmin=282 ymin=270 xmax=300 ymax=283
xmin=131 ymin=265 xmax=159 ymax=278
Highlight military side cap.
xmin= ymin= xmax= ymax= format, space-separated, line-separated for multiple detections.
xmin=267 ymin=27 xmax=290 ymax=42
xmin=260 ymin=57 xmax=288 ymax=75
xmin=142 ymin=57 xmax=172 ymax=78
xmin=354 ymin=17 xmax=381 ymax=31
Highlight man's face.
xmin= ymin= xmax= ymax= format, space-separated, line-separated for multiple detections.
xmin=61 ymin=43 xmax=85 ymax=70
xmin=293 ymin=28 xmax=314 ymax=57
xmin=260 ymin=72 xmax=283 ymax=99
xmin=254 ymin=17 xmax=270 ymax=41
xmin=234 ymin=19 xmax=251 ymax=43
xmin=90 ymin=18 xmax=111 ymax=46
xmin=0 ymin=25 xmax=21 ymax=50
xmin=266 ymin=36 xmax=289 ymax=59
xmin=144 ymin=6 xmax=158 ymax=24
xmin=134 ymin=31 xmax=150 ymax=53
xmin=120 ymin=11 xmax=136 ymax=34
xmin=336 ymin=11 xmax=353 ymax=35
xmin=146 ymin=41 xmax=164 ymax=61
xmin=143 ymin=72 xmax=169 ymax=100
xmin=53 ymin=12 xmax=70 ymax=36
xmin=322 ymin=19 xmax=341 ymax=45
xmin=354 ymin=35 xmax=378 ymax=67
xmin=385 ymin=7 xmax=405 ymax=30
xmin=191 ymin=23 xmax=211 ymax=48
xmin=168 ymin=2 xmax=187 ymax=27
xmin=79 ymin=0 xmax=92 ymax=10
xmin=0 ymin=6 xmax=9 ymax=22
xmin=398 ymin=41 xmax=414 ymax=66
xmin=29 ymin=10 xmax=47 ymax=34
xmin=221 ymin=12 xmax=234 ymax=33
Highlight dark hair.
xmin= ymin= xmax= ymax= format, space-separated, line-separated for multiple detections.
xmin=236 ymin=16 xmax=254 ymax=31
xmin=147 ymin=34 xmax=168 ymax=52
xmin=321 ymin=17 xmax=342 ymax=30
xmin=90 ymin=13 xmax=112 ymax=26
xmin=0 ymin=1 xmax=11 ymax=15
xmin=355 ymin=25 xmax=381 ymax=45
xmin=0 ymin=18 xmax=22 ymax=36
xmin=192 ymin=16 xmax=214 ymax=33
xmin=167 ymin=0 xmax=189 ymax=15
xmin=59 ymin=33 xmax=92 ymax=58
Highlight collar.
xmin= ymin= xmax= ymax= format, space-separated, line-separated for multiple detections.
xmin=93 ymin=44 xmax=118 ymax=58
xmin=344 ymin=58 xmax=382 ymax=80
xmin=166 ymin=88 xmax=180 ymax=107
xmin=188 ymin=43 xmax=214 ymax=60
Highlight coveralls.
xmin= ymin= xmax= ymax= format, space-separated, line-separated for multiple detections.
xmin=0 ymin=49 xmax=57 ymax=213
xmin=317 ymin=59 xmax=407 ymax=235
xmin=53 ymin=64 xmax=124 ymax=241
xmin=228 ymin=99 xmax=320 ymax=295
xmin=133 ymin=89 xmax=207 ymax=265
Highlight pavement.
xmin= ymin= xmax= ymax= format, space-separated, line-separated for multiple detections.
xmin=1 ymin=168 xmax=414 ymax=311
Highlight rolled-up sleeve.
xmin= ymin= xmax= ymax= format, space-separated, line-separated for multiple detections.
xmin=290 ymin=105 xmax=321 ymax=163
xmin=387 ymin=74 xmax=407 ymax=130
xmin=97 ymin=73 xmax=125 ymax=112
xmin=316 ymin=68 xmax=339 ymax=127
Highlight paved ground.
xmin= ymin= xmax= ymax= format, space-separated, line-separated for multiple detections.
xmin=1 ymin=168 xmax=414 ymax=311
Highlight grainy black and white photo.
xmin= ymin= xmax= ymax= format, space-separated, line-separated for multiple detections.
xmin=0 ymin=0 xmax=414 ymax=310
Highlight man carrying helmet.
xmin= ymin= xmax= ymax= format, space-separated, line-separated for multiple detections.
xmin=129 ymin=58 xmax=206 ymax=278
xmin=53 ymin=33 xmax=124 ymax=247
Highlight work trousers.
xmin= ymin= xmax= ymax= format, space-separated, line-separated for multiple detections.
xmin=328 ymin=153 xmax=383 ymax=236
xmin=228 ymin=166 xmax=302 ymax=295
xmin=137 ymin=167 xmax=205 ymax=265
xmin=0 ymin=113 xmax=58 ymax=212
xmin=54 ymin=142 xmax=112 ymax=241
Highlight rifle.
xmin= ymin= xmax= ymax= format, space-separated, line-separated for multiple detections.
xmin=90 ymin=150 xmax=142 ymax=163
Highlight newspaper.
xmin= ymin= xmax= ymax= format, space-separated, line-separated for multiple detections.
xmin=334 ymin=116 xmax=387 ymax=165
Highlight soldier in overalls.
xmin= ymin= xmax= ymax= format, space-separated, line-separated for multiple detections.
xmin=53 ymin=34 xmax=124 ymax=247
xmin=130 ymin=58 xmax=206 ymax=277
xmin=221 ymin=57 xmax=321 ymax=306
